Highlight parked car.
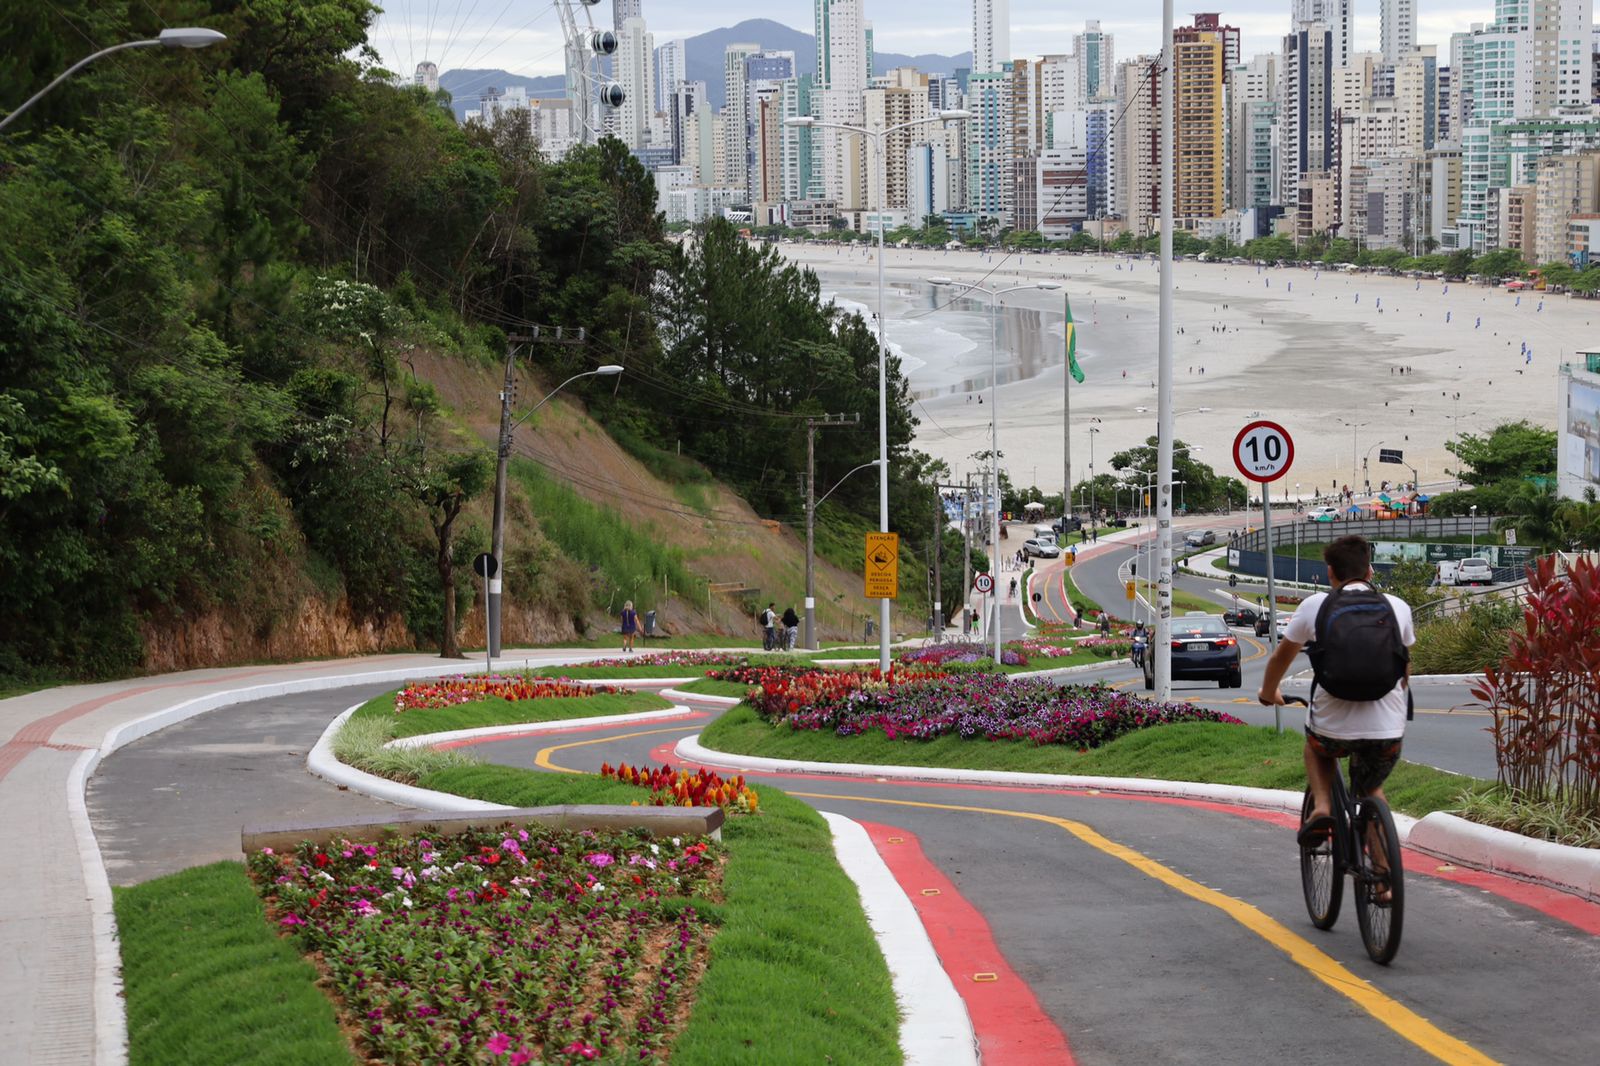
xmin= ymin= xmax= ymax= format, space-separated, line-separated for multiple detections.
xmin=1022 ymin=537 xmax=1061 ymax=559
xmin=1254 ymin=611 xmax=1292 ymax=639
xmin=1183 ymin=529 xmax=1217 ymax=547
xmin=1306 ymin=506 xmax=1341 ymax=522
xmin=1436 ymin=559 xmax=1460 ymax=586
xmin=1222 ymin=606 xmax=1260 ymax=628
xmin=1457 ymin=557 xmax=1494 ymax=585
xmin=1052 ymin=516 xmax=1083 ymax=534
xmin=1145 ymin=615 xmax=1243 ymax=690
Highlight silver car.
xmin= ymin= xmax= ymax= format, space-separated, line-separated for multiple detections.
xmin=1023 ymin=537 xmax=1061 ymax=559
xmin=1457 ymin=558 xmax=1494 ymax=585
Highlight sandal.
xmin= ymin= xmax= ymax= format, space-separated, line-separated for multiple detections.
xmin=1296 ymin=814 xmax=1336 ymax=847
xmin=1367 ymin=866 xmax=1393 ymax=906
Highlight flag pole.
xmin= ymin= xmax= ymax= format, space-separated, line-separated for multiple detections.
xmin=1063 ymin=291 xmax=1072 ymax=538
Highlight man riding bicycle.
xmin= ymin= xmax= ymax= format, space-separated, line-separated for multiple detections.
xmin=1257 ymin=535 xmax=1414 ymax=902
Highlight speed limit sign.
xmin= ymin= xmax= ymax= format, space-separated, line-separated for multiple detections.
xmin=973 ymin=572 xmax=995 ymax=594
xmin=1232 ymin=420 xmax=1294 ymax=483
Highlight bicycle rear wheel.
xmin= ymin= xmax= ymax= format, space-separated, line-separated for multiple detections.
xmin=1299 ymin=788 xmax=1342 ymax=930
xmin=1354 ymin=796 xmax=1405 ymax=965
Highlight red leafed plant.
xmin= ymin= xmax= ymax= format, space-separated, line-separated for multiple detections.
xmin=600 ymin=761 xmax=760 ymax=814
xmin=1472 ymin=554 xmax=1600 ymax=814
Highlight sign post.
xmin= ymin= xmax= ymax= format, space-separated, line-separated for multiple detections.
xmin=474 ymin=552 xmax=499 ymax=677
xmin=1233 ymin=420 xmax=1295 ymax=733
xmin=972 ymin=573 xmax=994 ymax=645
xmin=864 ymin=532 xmax=900 ymax=600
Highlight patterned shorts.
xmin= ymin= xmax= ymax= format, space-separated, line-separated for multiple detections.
xmin=1304 ymin=729 xmax=1403 ymax=796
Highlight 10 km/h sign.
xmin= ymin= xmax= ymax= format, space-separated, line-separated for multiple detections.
xmin=864 ymin=532 xmax=899 ymax=599
xmin=972 ymin=572 xmax=995 ymax=595
xmin=1232 ymin=420 xmax=1295 ymax=483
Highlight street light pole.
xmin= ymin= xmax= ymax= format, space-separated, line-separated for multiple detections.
xmin=788 ymin=109 xmax=971 ymax=673
xmin=0 ymin=28 xmax=226 ymax=132
xmin=1363 ymin=440 xmax=1386 ymax=495
xmin=1155 ymin=0 xmax=1177 ymax=701
xmin=807 ymin=457 xmax=883 ymax=649
xmin=490 ymin=361 xmax=622 ymax=655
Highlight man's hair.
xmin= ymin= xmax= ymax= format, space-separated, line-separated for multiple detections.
xmin=1323 ymin=535 xmax=1373 ymax=582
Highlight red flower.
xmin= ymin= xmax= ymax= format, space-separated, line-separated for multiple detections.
xmin=313 ymin=853 xmax=330 ymax=868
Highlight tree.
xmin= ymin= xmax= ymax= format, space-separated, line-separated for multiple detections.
xmin=1107 ymin=436 xmax=1248 ymax=513
xmin=408 ymin=450 xmax=492 ymax=658
xmin=1494 ymin=486 xmax=1564 ymax=552
xmin=1445 ymin=421 xmax=1556 ymax=487
xmin=1380 ymin=557 xmax=1445 ymax=611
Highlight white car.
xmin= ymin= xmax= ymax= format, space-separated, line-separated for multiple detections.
xmin=1306 ymin=506 xmax=1341 ymax=522
xmin=1457 ymin=558 xmax=1495 ymax=585
xmin=1022 ymin=538 xmax=1061 ymax=559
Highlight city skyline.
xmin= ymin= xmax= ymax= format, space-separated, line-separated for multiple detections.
xmin=366 ymin=1 xmax=1501 ymax=82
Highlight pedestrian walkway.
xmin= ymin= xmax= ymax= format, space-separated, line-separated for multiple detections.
xmin=0 ymin=647 xmax=605 ymax=1066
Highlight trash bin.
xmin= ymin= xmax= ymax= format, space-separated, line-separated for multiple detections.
xmin=643 ymin=610 xmax=657 ymax=636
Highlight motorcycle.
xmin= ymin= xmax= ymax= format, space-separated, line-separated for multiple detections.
xmin=1130 ymin=628 xmax=1149 ymax=670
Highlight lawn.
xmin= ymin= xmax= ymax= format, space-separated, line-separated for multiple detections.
xmin=674 ymin=678 xmax=754 ymax=698
xmin=700 ymin=705 xmax=1487 ymax=820
xmin=350 ymin=688 xmax=672 ymax=739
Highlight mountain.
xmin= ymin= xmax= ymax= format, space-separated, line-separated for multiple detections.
xmin=436 ymin=19 xmax=971 ymax=118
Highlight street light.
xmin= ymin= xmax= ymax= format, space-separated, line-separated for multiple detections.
xmin=927 ymin=276 xmax=1061 ymax=665
xmin=1362 ymin=440 xmax=1387 ymax=495
xmin=786 ymin=107 xmax=971 ymax=672
xmin=1087 ymin=420 xmax=1102 ymax=538
xmin=805 ymin=459 xmax=885 ymax=649
xmin=490 ymin=365 xmax=624 ymax=655
xmin=0 ymin=28 xmax=227 ymax=132
xmin=1335 ymin=418 xmax=1371 ymax=494
xmin=1470 ymin=504 xmax=1478 ymax=558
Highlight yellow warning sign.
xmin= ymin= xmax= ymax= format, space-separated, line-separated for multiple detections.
xmin=864 ymin=532 xmax=899 ymax=599
xmin=1125 ymin=580 xmax=1137 ymax=601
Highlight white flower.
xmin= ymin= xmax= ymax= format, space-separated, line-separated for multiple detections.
xmin=590 ymin=883 xmax=606 ymax=893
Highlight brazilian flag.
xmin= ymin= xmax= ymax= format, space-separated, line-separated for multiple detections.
xmin=1065 ymin=296 xmax=1085 ymax=383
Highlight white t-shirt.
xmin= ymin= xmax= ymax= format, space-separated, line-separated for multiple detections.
xmin=1284 ymin=583 xmax=1415 ymax=740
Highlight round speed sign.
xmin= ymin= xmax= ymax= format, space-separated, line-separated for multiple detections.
xmin=973 ymin=572 xmax=995 ymax=594
xmin=1232 ymin=420 xmax=1294 ymax=483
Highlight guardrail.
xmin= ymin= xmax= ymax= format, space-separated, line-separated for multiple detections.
xmin=1231 ymin=515 xmax=1496 ymax=553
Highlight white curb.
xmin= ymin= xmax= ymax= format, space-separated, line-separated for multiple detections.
xmin=306 ymin=703 xmax=512 ymax=813
xmin=659 ymin=687 xmax=743 ymax=707
xmin=66 ymin=748 xmax=125 ymax=1066
xmin=1408 ymin=812 xmax=1600 ymax=901
xmin=820 ymin=813 xmax=978 ymax=1066
xmin=383 ymin=706 xmax=698 ymax=749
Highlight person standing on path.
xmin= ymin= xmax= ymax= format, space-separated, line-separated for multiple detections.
xmin=760 ymin=603 xmax=777 ymax=651
xmin=781 ymin=605 xmax=800 ymax=651
xmin=620 ymin=601 xmax=639 ymax=654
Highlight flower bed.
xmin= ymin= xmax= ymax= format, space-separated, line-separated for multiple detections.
xmin=899 ymin=642 xmax=1027 ymax=667
xmin=565 ymin=651 xmax=749 ymax=670
xmin=249 ymin=823 xmax=721 ymax=1064
xmin=393 ymin=675 xmax=617 ymax=712
xmin=1011 ymin=638 xmax=1074 ymax=659
xmin=746 ymin=670 xmax=1242 ymax=749
xmin=703 ymin=663 xmax=827 ymax=688
xmin=601 ymin=762 xmax=760 ymax=813
xmin=1073 ymin=636 xmax=1134 ymax=656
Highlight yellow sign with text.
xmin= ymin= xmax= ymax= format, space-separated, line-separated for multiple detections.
xmin=864 ymin=532 xmax=900 ymax=599
xmin=1125 ymin=580 xmax=1137 ymax=601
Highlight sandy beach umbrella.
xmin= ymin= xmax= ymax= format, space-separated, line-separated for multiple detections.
xmin=1023 ymin=502 xmax=1047 ymax=514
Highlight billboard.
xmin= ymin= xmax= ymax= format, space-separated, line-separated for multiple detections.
xmin=1558 ymin=373 xmax=1600 ymax=500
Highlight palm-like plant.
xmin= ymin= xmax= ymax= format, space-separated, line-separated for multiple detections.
xmin=1494 ymin=487 xmax=1564 ymax=551
xmin=1556 ymin=493 xmax=1600 ymax=551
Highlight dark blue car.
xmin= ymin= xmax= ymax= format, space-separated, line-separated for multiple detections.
xmin=1143 ymin=615 xmax=1243 ymax=690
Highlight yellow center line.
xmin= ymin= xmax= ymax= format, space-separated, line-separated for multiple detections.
xmin=790 ymin=790 xmax=1499 ymax=1066
xmin=534 ymin=726 xmax=700 ymax=775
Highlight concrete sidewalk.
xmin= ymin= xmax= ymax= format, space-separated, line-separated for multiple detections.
xmin=0 ymin=647 xmax=613 ymax=1066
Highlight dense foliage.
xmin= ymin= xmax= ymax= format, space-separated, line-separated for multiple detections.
xmin=0 ymin=1 xmax=955 ymax=680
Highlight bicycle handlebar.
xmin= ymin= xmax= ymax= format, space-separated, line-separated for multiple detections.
xmin=1281 ymin=696 xmax=1308 ymax=707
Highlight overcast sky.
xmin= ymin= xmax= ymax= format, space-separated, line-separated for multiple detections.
xmin=368 ymin=2 xmax=1497 ymax=81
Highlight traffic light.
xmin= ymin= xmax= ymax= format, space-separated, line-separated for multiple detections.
xmin=1130 ymin=560 xmax=1137 ymax=576
xmin=1229 ymin=573 xmax=1238 ymax=588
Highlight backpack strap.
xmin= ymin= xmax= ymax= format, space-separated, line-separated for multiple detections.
xmin=1306 ymin=588 xmax=1343 ymax=728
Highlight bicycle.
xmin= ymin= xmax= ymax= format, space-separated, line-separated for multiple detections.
xmin=1283 ymin=696 xmax=1405 ymax=965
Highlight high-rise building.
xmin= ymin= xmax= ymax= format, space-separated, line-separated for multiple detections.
xmin=747 ymin=52 xmax=796 ymax=200
xmin=1073 ymin=21 xmax=1115 ymax=102
xmin=973 ymin=0 xmax=1010 ymax=75
xmin=722 ymin=42 xmax=760 ymax=191
xmin=780 ymin=75 xmax=820 ymax=201
xmin=616 ymin=17 xmax=655 ymax=150
xmin=1281 ymin=23 xmax=1336 ymax=213
xmin=1230 ymin=54 xmax=1278 ymax=210
xmin=669 ymin=80 xmax=707 ymax=165
xmin=1173 ymin=19 xmax=1227 ymax=220
xmin=815 ymin=0 xmax=870 ymax=208
xmin=414 ymin=61 xmax=439 ymax=93
xmin=1533 ymin=150 xmax=1600 ymax=264
xmin=864 ymin=68 xmax=931 ymax=212
xmin=1115 ymin=57 xmax=1161 ymax=234
xmin=815 ymin=0 xmax=868 ymax=94
xmin=1051 ymin=102 xmax=1116 ymax=218
xmin=1380 ymin=0 xmax=1417 ymax=65
xmin=613 ymin=0 xmax=642 ymax=36
xmin=656 ymin=39 xmax=686 ymax=112
xmin=967 ymin=70 xmax=1015 ymax=223
xmin=1292 ymin=0 xmax=1351 ymax=69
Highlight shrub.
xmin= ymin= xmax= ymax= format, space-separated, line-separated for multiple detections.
xmin=1411 ymin=600 xmax=1518 ymax=675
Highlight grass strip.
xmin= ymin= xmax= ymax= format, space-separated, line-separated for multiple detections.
xmin=351 ymin=690 xmax=671 ymax=738
xmin=115 ymin=862 xmax=354 ymax=1066
xmin=418 ymin=765 xmax=903 ymax=1065
xmin=673 ymin=678 xmax=754 ymax=698
xmin=700 ymin=705 xmax=1488 ymax=820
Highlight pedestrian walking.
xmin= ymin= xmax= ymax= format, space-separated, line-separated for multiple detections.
xmin=620 ymin=600 xmax=639 ymax=654
xmin=760 ymin=602 xmax=777 ymax=651
xmin=781 ymin=605 xmax=800 ymax=651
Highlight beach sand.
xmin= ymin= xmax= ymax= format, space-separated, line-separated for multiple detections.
xmin=782 ymin=243 xmax=1590 ymax=500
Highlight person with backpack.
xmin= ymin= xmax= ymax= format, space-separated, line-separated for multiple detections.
xmin=1258 ymin=535 xmax=1414 ymax=881
xmin=760 ymin=603 xmax=777 ymax=651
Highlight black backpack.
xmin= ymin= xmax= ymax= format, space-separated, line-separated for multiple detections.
xmin=1306 ymin=585 xmax=1409 ymax=703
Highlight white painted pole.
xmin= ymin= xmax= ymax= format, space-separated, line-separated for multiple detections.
xmin=874 ymin=132 xmax=892 ymax=673
xmin=1155 ymin=0 xmax=1177 ymax=702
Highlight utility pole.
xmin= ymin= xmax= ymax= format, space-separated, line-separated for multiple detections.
xmin=489 ymin=325 xmax=587 ymax=657
xmin=803 ymin=413 xmax=860 ymax=650
xmin=962 ymin=472 xmax=973 ymax=636
xmin=932 ymin=491 xmax=943 ymax=642
xmin=1063 ymin=290 xmax=1072 ymax=536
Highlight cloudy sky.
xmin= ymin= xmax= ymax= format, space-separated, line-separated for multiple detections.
xmin=367 ymin=1 xmax=1496 ymax=80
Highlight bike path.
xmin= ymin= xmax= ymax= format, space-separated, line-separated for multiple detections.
xmin=465 ymin=705 xmax=1600 ymax=1066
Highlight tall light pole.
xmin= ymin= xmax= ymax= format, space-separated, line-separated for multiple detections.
xmin=787 ymin=107 xmax=972 ymax=672
xmin=1336 ymin=418 xmax=1370 ymax=493
xmin=1088 ymin=420 xmax=1102 ymax=536
xmin=0 ymin=28 xmax=227 ymax=132
xmin=1154 ymin=0 xmax=1178 ymax=702
xmin=490 ymin=365 xmax=624 ymax=654
xmin=806 ymin=459 xmax=883 ymax=650
xmin=927 ymin=277 xmax=1061 ymax=665
xmin=1363 ymin=440 xmax=1386 ymax=495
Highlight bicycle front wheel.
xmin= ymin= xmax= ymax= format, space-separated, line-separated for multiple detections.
xmin=1354 ymin=796 xmax=1405 ymax=965
xmin=1299 ymin=788 xmax=1342 ymax=930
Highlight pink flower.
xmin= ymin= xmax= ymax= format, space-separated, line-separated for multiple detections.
xmin=584 ymin=853 xmax=614 ymax=867
xmin=279 ymin=914 xmax=304 ymax=926
xmin=510 ymin=1050 xmax=534 ymax=1065
xmin=485 ymin=1031 xmax=512 ymax=1055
